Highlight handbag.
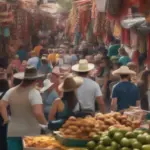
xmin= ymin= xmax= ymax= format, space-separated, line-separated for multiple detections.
xmin=73 ymin=102 xmax=95 ymax=118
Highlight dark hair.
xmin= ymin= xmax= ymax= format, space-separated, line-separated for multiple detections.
xmin=101 ymin=56 xmax=112 ymax=68
xmin=140 ymin=70 xmax=150 ymax=92
xmin=21 ymin=79 xmax=36 ymax=87
xmin=77 ymin=72 xmax=89 ymax=76
xmin=0 ymin=79 xmax=9 ymax=93
xmin=118 ymin=47 xmax=128 ymax=56
xmin=63 ymin=91 xmax=78 ymax=111
xmin=120 ymin=74 xmax=130 ymax=79
xmin=13 ymin=78 xmax=22 ymax=86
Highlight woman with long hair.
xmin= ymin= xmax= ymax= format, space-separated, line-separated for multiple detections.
xmin=48 ymin=74 xmax=83 ymax=121
xmin=138 ymin=70 xmax=150 ymax=110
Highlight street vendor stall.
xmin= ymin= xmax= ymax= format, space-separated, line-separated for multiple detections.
xmin=22 ymin=110 xmax=150 ymax=150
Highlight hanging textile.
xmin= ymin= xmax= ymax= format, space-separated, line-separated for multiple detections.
xmin=0 ymin=2 xmax=14 ymax=27
xmin=91 ymin=0 xmax=96 ymax=19
xmin=96 ymin=0 xmax=107 ymax=12
xmin=78 ymin=5 xmax=91 ymax=39
xmin=121 ymin=28 xmax=130 ymax=46
xmin=139 ymin=0 xmax=150 ymax=14
xmin=132 ymin=50 xmax=140 ymax=64
xmin=130 ymin=30 xmax=138 ymax=48
xmin=107 ymin=0 xmax=130 ymax=20
xmin=138 ymin=35 xmax=147 ymax=53
xmin=93 ymin=11 xmax=106 ymax=36
xmin=113 ymin=21 xmax=121 ymax=39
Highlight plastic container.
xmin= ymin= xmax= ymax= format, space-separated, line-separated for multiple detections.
xmin=54 ymin=132 xmax=88 ymax=147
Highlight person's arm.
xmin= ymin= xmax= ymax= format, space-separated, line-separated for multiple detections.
xmin=0 ymin=101 xmax=9 ymax=125
xmin=32 ymin=104 xmax=47 ymax=125
xmin=48 ymin=100 xmax=60 ymax=121
xmin=111 ymin=98 xmax=118 ymax=111
xmin=111 ymin=85 xmax=118 ymax=111
xmin=96 ymin=96 xmax=105 ymax=113
xmin=95 ymin=84 xmax=105 ymax=113
xmin=29 ymin=89 xmax=47 ymax=125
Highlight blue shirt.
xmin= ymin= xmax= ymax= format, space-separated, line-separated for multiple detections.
xmin=112 ymin=81 xmax=140 ymax=111
xmin=17 ymin=49 xmax=27 ymax=62
xmin=27 ymin=57 xmax=39 ymax=69
xmin=42 ymin=90 xmax=59 ymax=119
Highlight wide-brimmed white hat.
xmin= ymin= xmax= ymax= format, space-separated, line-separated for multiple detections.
xmin=112 ymin=66 xmax=136 ymax=76
xmin=40 ymin=79 xmax=54 ymax=93
xmin=72 ymin=59 xmax=95 ymax=72
xmin=59 ymin=74 xmax=83 ymax=92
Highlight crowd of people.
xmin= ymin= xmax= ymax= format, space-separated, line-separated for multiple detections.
xmin=0 ymin=38 xmax=150 ymax=150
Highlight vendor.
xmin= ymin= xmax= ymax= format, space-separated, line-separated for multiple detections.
xmin=48 ymin=74 xmax=83 ymax=121
xmin=0 ymin=66 xmax=48 ymax=150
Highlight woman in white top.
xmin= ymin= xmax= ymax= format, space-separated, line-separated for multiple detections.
xmin=0 ymin=66 xmax=48 ymax=150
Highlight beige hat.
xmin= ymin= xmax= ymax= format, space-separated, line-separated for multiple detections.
xmin=112 ymin=66 xmax=136 ymax=76
xmin=13 ymin=65 xmax=44 ymax=80
xmin=59 ymin=74 xmax=83 ymax=92
xmin=72 ymin=59 xmax=95 ymax=72
xmin=40 ymin=79 xmax=54 ymax=93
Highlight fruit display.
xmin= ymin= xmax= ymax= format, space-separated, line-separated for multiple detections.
xmin=87 ymin=128 xmax=150 ymax=150
xmin=24 ymin=136 xmax=65 ymax=149
xmin=59 ymin=113 xmax=140 ymax=140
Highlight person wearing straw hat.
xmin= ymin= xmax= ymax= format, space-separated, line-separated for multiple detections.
xmin=72 ymin=59 xmax=105 ymax=113
xmin=111 ymin=66 xmax=140 ymax=112
xmin=0 ymin=66 xmax=48 ymax=150
xmin=40 ymin=79 xmax=60 ymax=120
xmin=48 ymin=74 xmax=83 ymax=129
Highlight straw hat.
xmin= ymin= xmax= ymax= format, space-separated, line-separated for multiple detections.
xmin=72 ymin=59 xmax=95 ymax=72
xmin=59 ymin=74 xmax=83 ymax=92
xmin=13 ymin=65 xmax=44 ymax=80
xmin=40 ymin=79 xmax=54 ymax=93
xmin=112 ymin=66 xmax=136 ymax=76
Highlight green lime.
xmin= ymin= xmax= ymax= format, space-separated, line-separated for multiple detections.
xmin=146 ymin=135 xmax=150 ymax=144
xmin=95 ymin=145 xmax=105 ymax=150
xmin=102 ymin=136 xmax=112 ymax=146
xmin=142 ymin=144 xmax=150 ymax=150
xmin=87 ymin=141 xmax=96 ymax=149
xmin=120 ymin=138 xmax=130 ymax=147
xmin=105 ymin=146 xmax=114 ymax=150
xmin=133 ymin=130 xmax=144 ymax=136
xmin=125 ymin=132 xmax=136 ymax=138
xmin=120 ymin=147 xmax=130 ymax=150
xmin=130 ymin=138 xmax=138 ymax=144
xmin=108 ymin=128 xmax=118 ymax=137
xmin=137 ymin=134 xmax=146 ymax=144
xmin=113 ymin=132 xmax=124 ymax=143
xmin=111 ymin=141 xmax=119 ymax=149
xmin=92 ymin=135 xmax=101 ymax=142
xmin=118 ymin=129 xmax=128 ymax=136
xmin=132 ymin=141 xmax=142 ymax=149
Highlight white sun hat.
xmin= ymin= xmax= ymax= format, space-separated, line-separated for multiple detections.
xmin=72 ymin=59 xmax=95 ymax=72
xmin=112 ymin=66 xmax=136 ymax=76
xmin=40 ymin=79 xmax=54 ymax=93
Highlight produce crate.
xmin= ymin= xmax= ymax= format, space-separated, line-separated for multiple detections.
xmin=23 ymin=137 xmax=60 ymax=150
xmin=54 ymin=132 xmax=88 ymax=147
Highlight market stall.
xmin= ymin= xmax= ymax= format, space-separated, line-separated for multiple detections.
xmin=23 ymin=109 xmax=150 ymax=150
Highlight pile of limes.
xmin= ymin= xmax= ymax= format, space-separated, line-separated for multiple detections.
xmin=87 ymin=127 xmax=150 ymax=150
